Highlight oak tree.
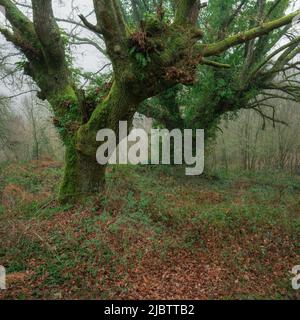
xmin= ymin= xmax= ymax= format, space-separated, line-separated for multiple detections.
xmin=0 ymin=0 xmax=299 ymax=202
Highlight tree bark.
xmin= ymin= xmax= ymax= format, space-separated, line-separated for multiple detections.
xmin=59 ymin=81 xmax=143 ymax=203
xmin=59 ymin=142 xmax=106 ymax=203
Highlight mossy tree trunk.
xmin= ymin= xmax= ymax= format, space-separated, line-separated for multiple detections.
xmin=0 ymin=0 xmax=299 ymax=202
xmin=59 ymin=142 xmax=106 ymax=202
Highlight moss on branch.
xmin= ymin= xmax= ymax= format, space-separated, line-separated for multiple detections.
xmin=202 ymin=10 xmax=300 ymax=57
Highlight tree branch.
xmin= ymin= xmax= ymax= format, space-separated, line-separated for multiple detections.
xmin=201 ymin=58 xmax=231 ymax=69
xmin=0 ymin=0 xmax=36 ymax=42
xmin=78 ymin=14 xmax=102 ymax=34
xmin=93 ymin=0 xmax=127 ymax=57
xmin=201 ymin=10 xmax=300 ymax=57
xmin=31 ymin=0 xmax=66 ymax=69
xmin=0 ymin=0 xmax=41 ymax=59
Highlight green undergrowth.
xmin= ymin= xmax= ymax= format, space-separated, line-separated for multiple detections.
xmin=0 ymin=161 xmax=299 ymax=299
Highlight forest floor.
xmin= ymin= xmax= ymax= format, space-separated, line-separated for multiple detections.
xmin=0 ymin=160 xmax=299 ymax=300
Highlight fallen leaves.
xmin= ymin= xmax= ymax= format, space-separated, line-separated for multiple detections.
xmin=0 ymin=162 xmax=299 ymax=300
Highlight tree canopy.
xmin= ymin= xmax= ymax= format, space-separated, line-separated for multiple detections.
xmin=139 ymin=0 xmax=300 ymax=138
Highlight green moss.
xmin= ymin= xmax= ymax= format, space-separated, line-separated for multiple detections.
xmin=58 ymin=139 xmax=106 ymax=203
xmin=174 ymin=0 xmax=197 ymax=25
xmin=58 ymin=140 xmax=79 ymax=203
xmin=143 ymin=13 xmax=165 ymax=35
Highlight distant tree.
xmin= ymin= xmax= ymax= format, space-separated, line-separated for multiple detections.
xmin=0 ymin=97 xmax=27 ymax=161
xmin=0 ymin=48 xmax=15 ymax=159
xmin=0 ymin=0 xmax=299 ymax=202
xmin=0 ymin=97 xmax=12 ymax=155
xmin=211 ymin=99 xmax=300 ymax=172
